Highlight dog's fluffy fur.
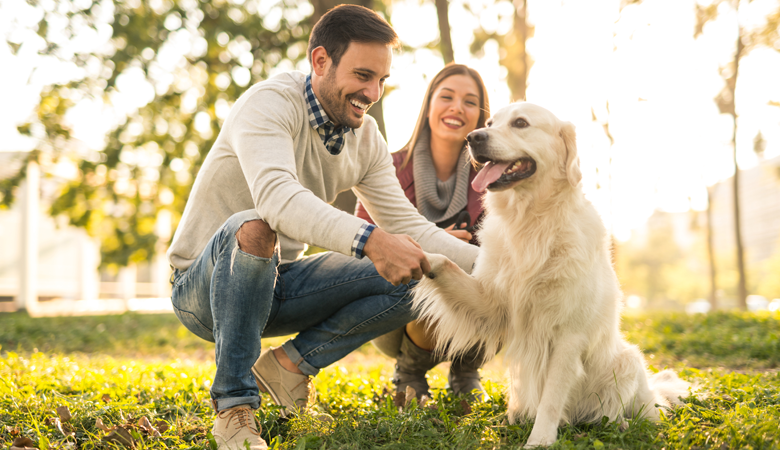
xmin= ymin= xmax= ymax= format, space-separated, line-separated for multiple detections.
xmin=413 ymin=103 xmax=691 ymax=447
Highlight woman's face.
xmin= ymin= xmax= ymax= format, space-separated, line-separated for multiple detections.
xmin=427 ymin=74 xmax=481 ymax=149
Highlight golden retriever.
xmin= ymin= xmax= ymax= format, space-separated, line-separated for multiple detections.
xmin=413 ymin=103 xmax=690 ymax=447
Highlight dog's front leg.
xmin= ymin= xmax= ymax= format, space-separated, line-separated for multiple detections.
xmin=524 ymin=334 xmax=587 ymax=448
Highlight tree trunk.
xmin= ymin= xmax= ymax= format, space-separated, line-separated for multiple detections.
xmin=706 ymin=186 xmax=718 ymax=310
xmin=435 ymin=0 xmax=455 ymax=64
xmin=505 ymin=0 xmax=530 ymax=101
xmin=731 ymin=32 xmax=748 ymax=310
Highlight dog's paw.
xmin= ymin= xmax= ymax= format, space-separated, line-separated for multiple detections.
xmin=524 ymin=424 xmax=558 ymax=448
xmin=424 ymin=252 xmax=455 ymax=279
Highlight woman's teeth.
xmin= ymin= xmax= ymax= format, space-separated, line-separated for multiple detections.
xmin=350 ymin=99 xmax=368 ymax=111
xmin=443 ymin=118 xmax=463 ymax=127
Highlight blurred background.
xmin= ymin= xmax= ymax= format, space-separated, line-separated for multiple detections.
xmin=0 ymin=0 xmax=778 ymax=316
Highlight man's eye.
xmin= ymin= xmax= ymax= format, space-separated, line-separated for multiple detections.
xmin=356 ymin=73 xmax=368 ymax=80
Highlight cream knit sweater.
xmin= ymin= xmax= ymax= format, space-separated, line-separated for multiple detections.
xmin=167 ymin=71 xmax=478 ymax=272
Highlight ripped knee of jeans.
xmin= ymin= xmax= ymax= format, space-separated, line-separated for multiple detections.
xmin=235 ymin=219 xmax=277 ymax=258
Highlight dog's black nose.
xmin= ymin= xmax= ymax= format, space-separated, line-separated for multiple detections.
xmin=467 ymin=130 xmax=488 ymax=144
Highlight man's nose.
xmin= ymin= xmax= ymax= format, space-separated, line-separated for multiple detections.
xmin=365 ymin=81 xmax=382 ymax=103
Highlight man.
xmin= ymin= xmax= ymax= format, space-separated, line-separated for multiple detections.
xmin=167 ymin=5 xmax=479 ymax=450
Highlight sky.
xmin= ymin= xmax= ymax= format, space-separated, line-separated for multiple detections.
xmin=1 ymin=0 xmax=779 ymax=240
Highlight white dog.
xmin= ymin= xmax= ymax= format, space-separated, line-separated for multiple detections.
xmin=413 ymin=103 xmax=690 ymax=448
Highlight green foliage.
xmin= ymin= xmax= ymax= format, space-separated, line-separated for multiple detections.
xmin=623 ymin=311 xmax=780 ymax=369
xmin=1 ymin=311 xmax=780 ymax=448
xmin=6 ymin=0 xmax=312 ymax=268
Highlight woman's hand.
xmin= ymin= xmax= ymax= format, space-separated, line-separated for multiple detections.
xmin=444 ymin=223 xmax=472 ymax=243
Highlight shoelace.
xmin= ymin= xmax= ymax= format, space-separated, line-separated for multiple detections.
xmin=219 ymin=408 xmax=260 ymax=435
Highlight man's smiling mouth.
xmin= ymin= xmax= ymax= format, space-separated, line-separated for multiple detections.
xmin=350 ymin=98 xmax=369 ymax=112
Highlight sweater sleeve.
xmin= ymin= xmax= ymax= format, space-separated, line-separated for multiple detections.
xmin=229 ymin=88 xmax=368 ymax=256
xmin=352 ymin=132 xmax=479 ymax=273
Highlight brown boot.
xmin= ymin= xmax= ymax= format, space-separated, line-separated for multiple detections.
xmin=392 ymin=332 xmax=441 ymax=400
xmin=448 ymin=345 xmax=487 ymax=401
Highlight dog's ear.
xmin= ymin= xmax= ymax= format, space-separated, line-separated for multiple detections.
xmin=560 ymin=122 xmax=582 ymax=187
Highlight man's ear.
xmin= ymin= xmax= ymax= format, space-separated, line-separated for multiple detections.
xmin=310 ymin=46 xmax=330 ymax=76
xmin=560 ymin=122 xmax=582 ymax=188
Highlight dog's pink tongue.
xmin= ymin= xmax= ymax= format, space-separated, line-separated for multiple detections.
xmin=472 ymin=161 xmax=512 ymax=193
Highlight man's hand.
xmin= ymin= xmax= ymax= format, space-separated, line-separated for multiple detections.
xmin=363 ymin=227 xmax=432 ymax=286
xmin=444 ymin=223 xmax=472 ymax=243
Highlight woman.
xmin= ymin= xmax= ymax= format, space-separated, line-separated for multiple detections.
xmin=355 ymin=64 xmax=490 ymax=399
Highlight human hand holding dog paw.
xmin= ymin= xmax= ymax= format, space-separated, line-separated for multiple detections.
xmin=363 ymin=227 xmax=431 ymax=286
xmin=423 ymin=252 xmax=455 ymax=280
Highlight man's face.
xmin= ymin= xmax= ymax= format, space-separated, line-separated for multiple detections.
xmin=317 ymin=41 xmax=392 ymax=129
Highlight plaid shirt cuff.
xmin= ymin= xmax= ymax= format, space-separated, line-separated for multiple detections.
xmin=352 ymin=223 xmax=376 ymax=259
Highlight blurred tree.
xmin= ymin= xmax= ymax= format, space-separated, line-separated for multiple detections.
xmin=693 ymin=0 xmax=780 ymax=309
xmin=2 ymin=0 xmax=402 ymax=270
xmin=434 ymin=0 xmax=454 ymax=64
xmin=469 ymin=0 xmax=533 ymax=101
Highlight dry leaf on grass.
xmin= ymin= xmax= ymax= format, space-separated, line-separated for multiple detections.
xmin=102 ymin=426 xmax=134 ymax=448
xmin=137 ymin=417 xmax=161 ymax=438
xmin=5 ymin=426 xmax=20 ymax=436
xmin=404 ymin=386 xmax=417 ymax=408
xmin=101 ymin=394 xmax=111 ymax=403
xmin=10 ymin=436 xmax=38 ymax=450
xmin=459 ymin=399 xmax=472 ymax=415
xmin=56 ymin=406 xmax=72 ymax=422
xmin=393 ymin=390 xmax=405 ymax=408
xmin=46 ymin=417 xmax=74 ymax=438
xmin=95 ymin=418 xmax=111 ymax=432
xmin=153 ymin=420 xmax=169 ymax=434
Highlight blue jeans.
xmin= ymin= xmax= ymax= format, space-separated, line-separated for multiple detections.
xmin=170 ymin=210 xmax=416 ymax=411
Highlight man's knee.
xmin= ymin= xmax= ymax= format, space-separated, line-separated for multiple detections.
xmin=236 ymin=220 xmax=276 ymax=258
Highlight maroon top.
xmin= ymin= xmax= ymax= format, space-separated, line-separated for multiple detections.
xmin=354 ymin=149 xmax=484 ymax=246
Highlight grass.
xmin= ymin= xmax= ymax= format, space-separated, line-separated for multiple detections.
xmin=1 ymin=311 xmax=779 ymax=449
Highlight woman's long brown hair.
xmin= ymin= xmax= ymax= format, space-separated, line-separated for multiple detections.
xmin=398 ymin=64 xmax=490 ymax=170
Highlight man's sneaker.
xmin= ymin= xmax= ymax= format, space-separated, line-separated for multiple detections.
xmin=251 ymin=349 xmax=314 ymax=418
xmin=212 ymin=405 xmax=267 ymax=450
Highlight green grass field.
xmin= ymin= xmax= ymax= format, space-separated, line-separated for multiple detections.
xmin=1 ymin=311 xmax=779 ymax=449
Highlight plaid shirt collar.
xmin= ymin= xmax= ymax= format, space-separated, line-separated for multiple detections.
xmin=305 ymin=74 xmax=356 ymax=155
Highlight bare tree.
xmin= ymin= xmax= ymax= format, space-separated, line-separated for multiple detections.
xmin=435 ymin=0 xmax=455 ymax=64
xmin=705 ymin=186 xmax=718 ymax=310
xmin=696 ymin=1 xmax=748 ymax=309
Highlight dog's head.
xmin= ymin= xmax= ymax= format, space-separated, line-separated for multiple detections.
xmin=468 ymin=102 xmax=581 ymax=193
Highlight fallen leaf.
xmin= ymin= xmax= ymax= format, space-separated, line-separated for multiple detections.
xmin=6 ymin=426 xmax=20 ymax=436
xmin=102 ymin=426 xmax=134 ymax=448
xmin=95 ymin=418 xmax=112 ymax=433
xmin=137 ymin=417 xmax=161 ymax=438
xmin=393 ymin=391 xmax=406 ymax=408
xmin=419 ymin=395 xmax=430 ymax=407
xmin=48 ymin=417 xmax=74 ymax=438
xmin=153 ymin=420 xmax=169 ymax=434
xmin=56 ymin=406 xmax=72 ymax=422
xmin=404 ymin=386 xmax=417 ymax=408
xmin=11 ymin=437 xmax=38 ymax=450
xmin=459 ymin=399 xmax=472 ymax=415
xmin=101 ymin=394 xmax=111 ymax=403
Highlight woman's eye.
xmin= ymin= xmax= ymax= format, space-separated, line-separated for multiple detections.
xmin=466 ymin=101 xmax=477 ymax=107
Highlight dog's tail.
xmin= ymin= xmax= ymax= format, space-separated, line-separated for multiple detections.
xmin=648 ymin=369 xmax=691 ymax=407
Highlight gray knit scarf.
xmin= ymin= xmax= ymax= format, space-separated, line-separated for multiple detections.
xmin=412 ymin=129 xmax=470 ymax=224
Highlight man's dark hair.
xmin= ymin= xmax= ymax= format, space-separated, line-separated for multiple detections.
xmin=308 ymin=5 xmax=400 ymax=67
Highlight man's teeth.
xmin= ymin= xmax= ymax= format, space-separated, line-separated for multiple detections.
xmin=350 ymin=99 xmax=368 ymax=110
xmin=443 ymin=119 xmax=463 ymax=127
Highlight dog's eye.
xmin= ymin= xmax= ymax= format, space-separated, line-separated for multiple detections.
xmin=486 ymin=119 xmax=493 ymax=127
xmin=512 ymin=118 xmax=530 ymax=129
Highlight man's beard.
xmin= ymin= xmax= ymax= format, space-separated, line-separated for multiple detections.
xmin=319 ymin=68 xmax=372 ymax=129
